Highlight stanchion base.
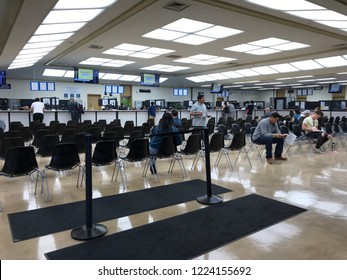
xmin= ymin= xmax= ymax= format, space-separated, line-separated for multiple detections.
xmin=197 ymin=194 xmax=223 ymax=205
xmin=71 ymin=224 xmax=107 ymax=241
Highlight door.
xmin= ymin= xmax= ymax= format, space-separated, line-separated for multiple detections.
xmin=87 ymin=94 xmax=101 ymax=110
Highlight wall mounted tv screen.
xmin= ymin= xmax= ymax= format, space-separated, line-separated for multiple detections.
xmin=0 ymin=70 xmax=6 ymax=86
xmin=140 ymin=73 xmax=160 ymax=87
xmin=328 ymin=83 xmax=343 ymax=93
xmin=210 ymin=83 xmax=224 ymax=93
xmin=74 ymin=68 xmax=99 ymax=84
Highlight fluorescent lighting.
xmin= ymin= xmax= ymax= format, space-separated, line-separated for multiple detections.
xmin=235 ymin=69 xmax=260 ymax=76
xmin=208 ymin=73 xmax=230 ymax=80
xmin=101 ymin=73 xmax=123 ymax=80
xmin=35 ymin=22 xmax=86 ymax=34
xmin=251 ymin=66 xmax=279 ymax=74
xmin=246 ymin=0 xmax=325 ymax=11
xmin=23 ymin=41 xmax=63 ymax=49
xmin=249 ymin=37 xmax=289 ymax=47
xmin=272 ymin=42 xmax=309 ymax=50
xmin=315 ymin=56 xmax=347 ymax=67
xmin=246 ymin=48 xmax=281 ymax=55
xmin=186 ymin=76 xmax=205 ymax=83
xmin=286 ymin=10 xmax=347 ymax=21
xmin=43 ymin=9 xmax=103 ymax=24
xmin=144 ymin=48 xmax=174 ymax=55
xmin=19 ymin=47 xmax=56 ymax=54
xmin=142 ymin=29 xmax=186 ymax=41
xmin=224 ymin=44 xmax=260 ymax=52
xmin=174 ymin=34 xmax=216 ymax=45
xmin=43 ymin=69 xmax=67 ymax=77
xmin=162 ymin=18 xmax=213 ymax=33
xmin=195 ymin=25 xmax=243 ymax=38
xmin=64 ymin=71 xmax=74 ymax=78
xmin=28 ymin=33 xmax=74 ymax=43
xmin=193 ymin=60 xmax=219 ymax=65
xmin=54 ymin=0 xmax=118 ymax=9
xmin=129 ymin=52 xmax=158 ymax=59
xmin=290 ymin=60 xmax=324 ymax=70
xmin=118 ymin=75 xmax=139 ymax=81
xmin=269 ymin=63 xmax=300 ymax=73
xmin=220 ymin=71 xmax=245 ymax=78
xmin=190 ymin=54 xmax=217 ymax=60
xmin=103 ymin=49 xmax=133 ymax=56
xmin=115 ymin=43 xmax=148 ymax=51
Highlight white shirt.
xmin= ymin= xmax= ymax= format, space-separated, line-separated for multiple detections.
xmin=190 ymin=101 xmax=207 ymax=127
xmin=31 ymin=101 xmax=45 ymax=114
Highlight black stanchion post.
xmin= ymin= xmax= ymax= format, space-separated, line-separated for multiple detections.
xmin=197 ymin=127 xmax=223 ymax=205
xmin=71 ymin=134 xmax=107 ymax=240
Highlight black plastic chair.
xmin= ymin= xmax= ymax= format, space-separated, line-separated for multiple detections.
xmin=41 ymin=143 xmax=82 ymax=201
xmin=85 ymin=125 xmax=102 ymax=143
xmin=60 ymin=128 xmax=77 ymax=143
xmin=0 ymin=136 xmax=25 ymax=159
xmin=211 ymin=132 xmax=233 ymax=171
xmin=125 ymin=130 xmax=143 ymax=149
xmin=0 ymin=146 xmax=43 ymax=201
xmin=32 ymin=128 xmax=51 ymax=147
xmin=18 ymin=126 xmax=33 ymax=143
xmin=123 ymin=121 xmax=134 ymax=137
xmin=36 ymin=134 xmax=60 ymax=157
xmin=226 ymin=131 xmax=252 ymax=168
xmin=169 ymin=133 xmax=200 ymax=178
xmin=115 ymin=138 xmax=149 ymax=190
xmin=80 ymin=140 xmax=118 ymax=187
xmin=73 ymin=132 xmax=86 ymax=153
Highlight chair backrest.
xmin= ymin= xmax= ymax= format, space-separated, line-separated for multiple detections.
xmin=209 ymin=132 xmax=224 ymax=153
xmin=231 ymin=123 xmax=240 ymax=135
xmin=157 ymin=136 xmax=177 ymax=158
xmin=73 ymin=132 xmax=86 ymax=153
xmin=280 ymin=125 xmax=289 ymax=134
xmin=324 ymin=123 xmax=333 ymax=134
xmin=18 ymin=126 xmax=33 ymax=142
xmin=61 ymin=128 xmax=77 ymax=143
xmin=32 ymin=128 xmax=51 ymax=147
xmin=125 ymin=130 xmax=143 ymax=148
xmin=9 ymin=122 xmax=23 ymax=131
xmin=123 ymin=121 xmax=134 ymax=136
xmin=340 ymin=121 xmax=347 ymax=133
xmin=292 ymin=124 xmax=303 ymax=137
xmin=92 ymin=140 xmax=117 ymax=165
xmin=47 ymin=143 xmax=80 ymax=170
xmin=228 ymin=131 xmax=246 ymax=150
xmin=0 ymin=146 xmax=38 ymax=177
xmin=36 ymin=134 xmax=60 ymax=157
xmin=0 ymin=136 xmax=25 ymax=159
xmin=181 ymin=133 xmax=200 ymax=155
xmin=125 ymin=138 xmax=149 ymax=162
xmin=333 ymin=122 xmax=341 ymax=133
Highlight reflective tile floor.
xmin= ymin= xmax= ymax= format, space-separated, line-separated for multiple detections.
xmin=1 ymin=139 xmax=347 ymax=260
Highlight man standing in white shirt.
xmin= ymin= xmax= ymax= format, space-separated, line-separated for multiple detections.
xmin=30 ymin=97 xmax=45 ymax=123
xmin=190 ymin=93 xmax=208 ymax=127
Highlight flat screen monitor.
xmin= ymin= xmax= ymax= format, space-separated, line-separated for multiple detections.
xmin=74 ymin=68 xmax=99 ymax=84
xmin=0 ymin=70 xmax=6 ymax=86
xmin=210 ymin=83 xmax=224 ymax=94
xmin=328 ymin=83 xmax=343 ymax=93
xmin=140 ymin=73 xmax=160 ymax=86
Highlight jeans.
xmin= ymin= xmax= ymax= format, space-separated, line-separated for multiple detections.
xmin=306 ymin=131 xmax=329 ymax=149
xmin=253 ymin=135 xmax=284 ymax=159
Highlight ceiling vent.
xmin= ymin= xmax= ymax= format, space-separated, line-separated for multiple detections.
xmin=88 ymin=44 xmax=104 ymax=49
xmin=163 ymin=1 xmax=190 ymax=12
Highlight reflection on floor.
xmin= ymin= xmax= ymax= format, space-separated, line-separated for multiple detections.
xmin=1 ymin=139 xmax=347 ymax=260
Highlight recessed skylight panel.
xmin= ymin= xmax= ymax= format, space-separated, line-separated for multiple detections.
xmin=162 ymin=18 xmax=213 ymax=33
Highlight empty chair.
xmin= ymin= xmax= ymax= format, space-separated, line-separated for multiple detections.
xmin=36 ymin=134 xmax=60 ymax=157
xmin=53 ymin=123 xmax=67 ymax=136
xmin=211 ymin=132 xmax=232 ymax=171
xmin=225 ymin=131 xmax=252 ymax=168
xmin=125 ymin=130 xmax=143 ymax=149
xmin=32 ymin=128 xmax=51 ymax=147
xmin=0 ymin=136 xmax=25 ymax=159
xmin=114 ymin=138 xmax=149 ymax=190
xmin=41 ymin=143 xmax=82 ymax=201
xmin=3 ymin=130 xmax=21 ymax=138
xmin=83 ymin=120 xmax=92 ymax=127
xmin=60 ymin=128 xmax=77 ymax=143
xmin=80 ymin=140 xmax=118 ymax=187
xmin=73 ymin=132 xmax=86 ymax=154
xmin=9 ymin=122 xmax=23 ymax=131
xmin=31 ymin=122 xmax=46 ymax=135
xmin=111 ymin=119 xmax=121 ymax=127
xmin=18 ymin=126 xmax=33 ymax=143
xmin=0 ymin=146 xmax=42 ymax=200
xmin=97 ymin=119 xmax=107 ymax=131
xmin=85 ymin=125 xmax=102 ymax=143
xmin=169 ymin=133 xmax=200 ymax=178
xmin=123 ymin=121 xmax=134 ymax=136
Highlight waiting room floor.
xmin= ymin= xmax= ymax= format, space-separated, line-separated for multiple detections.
xmin=1 ymin=139 xmax=347 ymax=260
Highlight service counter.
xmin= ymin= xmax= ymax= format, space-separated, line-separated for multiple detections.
xmin=1 ymin=109 xmax=346 ymax=131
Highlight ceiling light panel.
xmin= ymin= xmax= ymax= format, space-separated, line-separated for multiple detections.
xmin=225 ymin=37 xmax=309 ymax=55
xmin=246 ymin=0 xmax=325 ymax=11
xmin=42 ymin=9 xmax=103 ymax=24
xmin=315 ymin=56 xmax=347 ymax=67
xmin=290 ymin=60 xmax=324 ymax=70
xmin=104 ymin=43 xmax=174 ymax=59
xmin=43 ymin=69 xmax=67 ymax=77
xmin=141 ymin=64 xmax=190 ymax=72
xmin=54 ymin=0 xmax=118 ymax=9
xmin=286 ymin=10 xmax=347 ymax=21
xmin=34 ymin=23 xmax=86 ymax=35
xmin=28 ymin=33 xmax=74 ymax=43
xmin=174 ymin=54 xmax=236 ymax=65
xmin=143 ymin=18 xmax=243 ymax=45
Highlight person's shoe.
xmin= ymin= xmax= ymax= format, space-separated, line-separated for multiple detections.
xmin=267 ymin=158 xmax=275 ymax=164
xmin=314 ymin=148 xmax=324 ymax=154
xmin=274 ymin=156 xmax=287 ymax=161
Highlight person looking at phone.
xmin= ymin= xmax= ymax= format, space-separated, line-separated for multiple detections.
xmin=302 ymin=110 xmax=331 ymax=154
xmin=252 ymin=112 xmax=287 ymax=164
xmin=190 ymin=93 xmax=208 ymax=127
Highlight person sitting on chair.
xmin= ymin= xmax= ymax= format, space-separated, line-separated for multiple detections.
xmin=148 ymin=113 xmax=182 ymax=174
xmin=252 ymin=112 xmax=288 ymax=164
xmin=302 ymin=110 xmax=331 ymax=154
